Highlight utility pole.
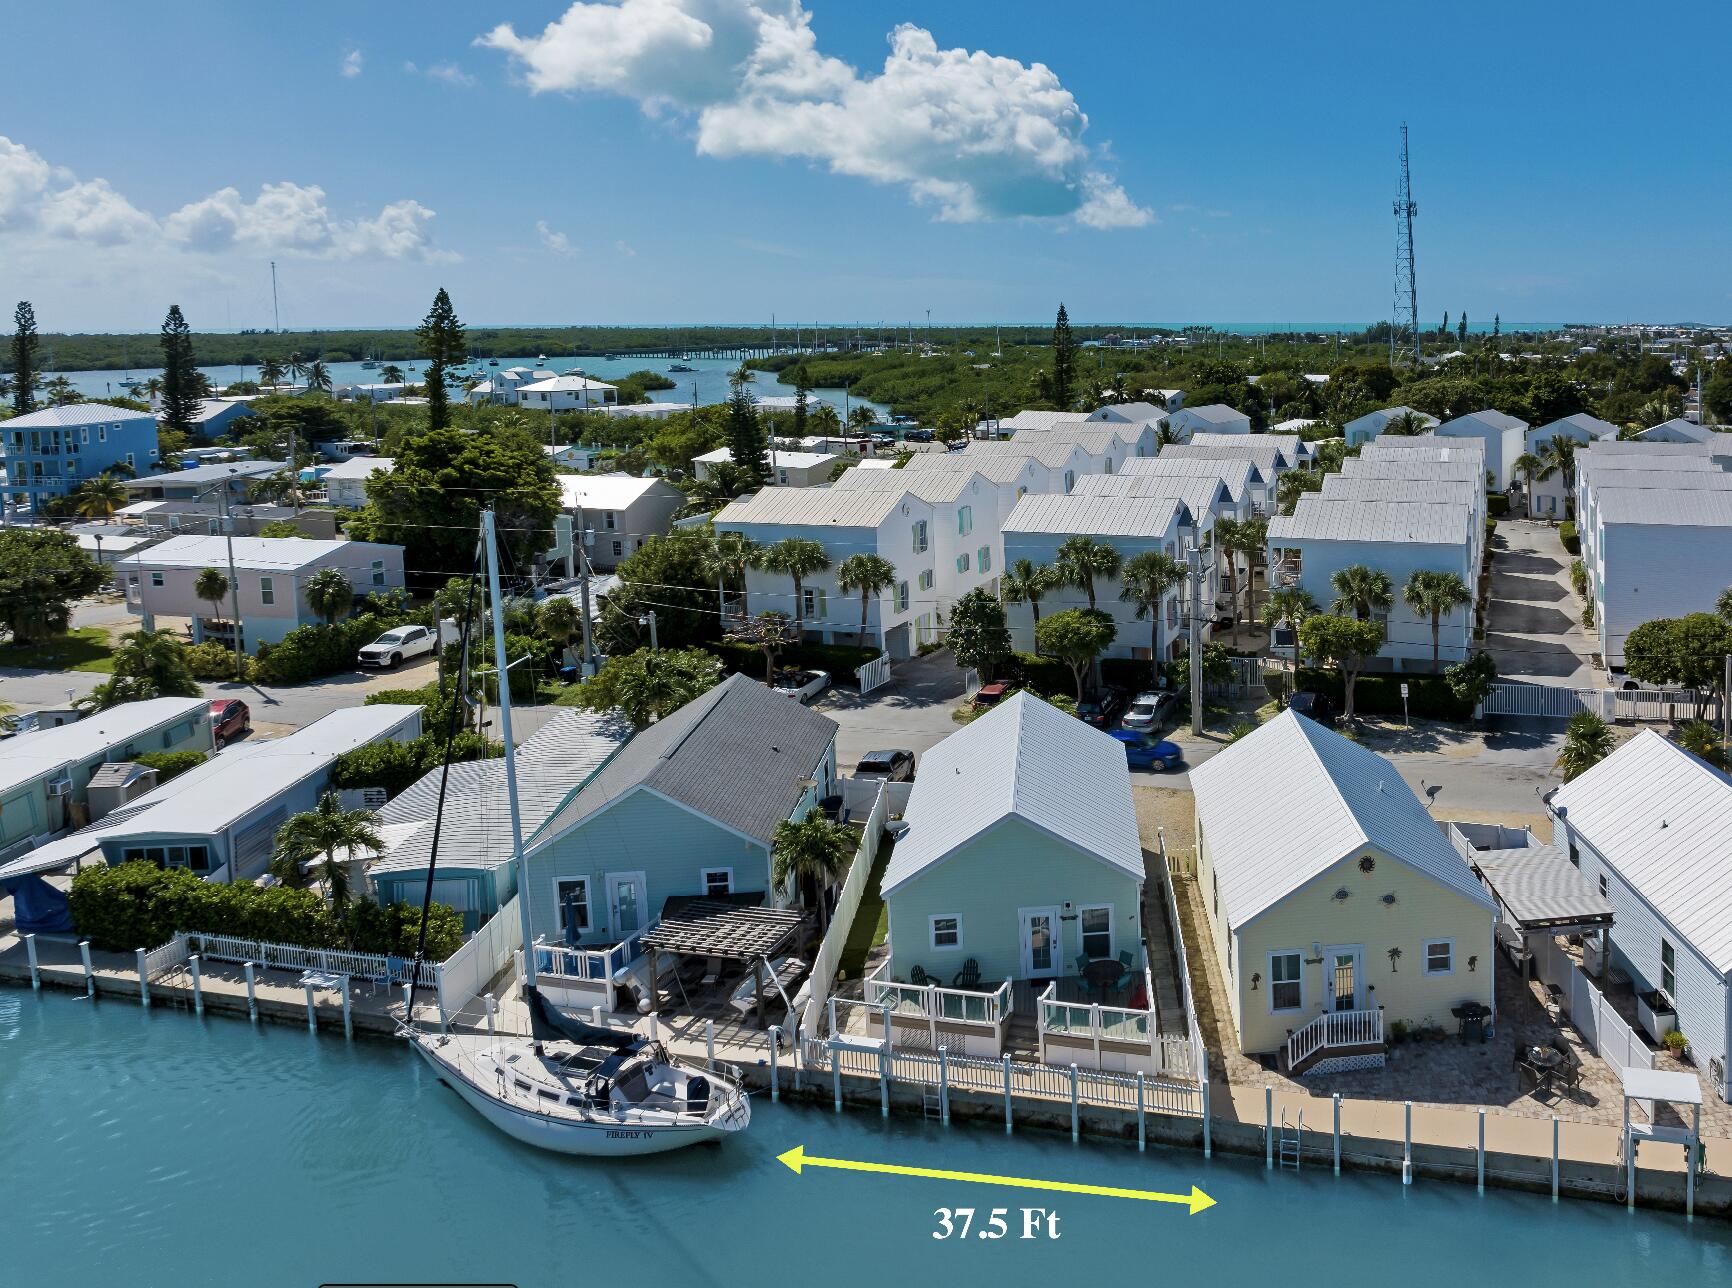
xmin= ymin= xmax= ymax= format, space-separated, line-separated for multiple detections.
xmin=1188 ymin=544 xmax=1204 ymax=736
xmin=270 ymin=260 xmax=280 ymax=334
xmin=1723 ymin=653 xmax=1730 ymax=762
xmin=640 ymin=611 xmax=658 ymax=652
xmin=575 ymin=506 xmax=595 ymax=676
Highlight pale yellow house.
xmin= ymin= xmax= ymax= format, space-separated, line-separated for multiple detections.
xmin=1190 ymin=711 xmax=1497 ymax=1073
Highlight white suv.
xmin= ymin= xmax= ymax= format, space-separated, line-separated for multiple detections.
xmin=357 ymin=625 xmax=437 ymax=669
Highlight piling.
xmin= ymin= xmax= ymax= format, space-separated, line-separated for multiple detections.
xmin=80 ymin=941 xmax=95 ymax=999
xmin=1136 ymin=1073 xmax=1146 ymax=1151
xmin=1069 ymin=1064 xmax=1078 ymax=1141
xmin=1477 ymin=1109 xmax=1485 ymax=1192
xmin=1402 ymin=1101 xmax=1413 ymax=1186
xmin=304 ymin=981 xmax=318 ymax=1033
xmin=341 ymin=975 xmax=353 ymax=1040
xmin=769 ymin=1026 xmax=782 ymax=1103
xmin=829 ymin=1039 xmax=841 ymax=1111
xmin=1202 ymin=1073 xmax=1211 ymax=1158
xmin=244 ymin=962 xmax=258 ymax=1023
xmin=1551 ymin=1116 xmax=1560 ymax=1201
xmin=1002 ymin=1054 xmax=1013 ymax=1134
xmin=879 ymin=1043 xmax=890 ymax=1118
xmin=1265 ymin=1086 xmax=1273 ymax=1169
xmin=484 ymin=993 xmax=495 ymax=1038
xmin=939 ymin=1047 xmax=952 ymax=1125
xmin=189 ymin=954 xmax=204 ymax=1016
xmin=1333 ymin=1093 xmax=1342 ymax=1175
xmin=136 ymin=949 xmax=149 ymax=1007
xmin=706 ymin=1019 xmax=716 ymax=1070
xmin=25 ymin=933 xmax=39 ymax=990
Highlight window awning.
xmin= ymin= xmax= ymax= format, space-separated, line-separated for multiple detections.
xmin=1472 ymin=844 xmax=1615 ymax=935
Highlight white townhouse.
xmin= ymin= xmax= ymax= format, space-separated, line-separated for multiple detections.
xmin=1163 ymin=403 xmax=1252 ymax=439
xmin=1548 ymin=731 xmax=1732 ymax=1100
xmin=829 ymin=467 xmax=1007 ymax=609
xmin=1009 ymin=426 xmax=1148 ymax=470
xmin=1267 ymin=496 xmax=1479 ymax=670
xmin=961 ymin=438 xmax=1097 ymax=491
xmin=1343 ymin=405 xmax=1439 ymax=447
xmin=1088 ymin=398 xmax=1176 ymax=424
xmin=516 ymin=375 xmax=619 ymax=411
xmin=1071 ymin=473 xmax=1239 ymax=617
xmin=546 ymin=444 xmax=603 ymax=471
xmin=468 ymin=366 xmax=549 ymax=405
xmin=1001 ymin=493 xmax=1197 ymax=663
xmin=556 ymin=473 xmax=686 ymax=569
xmin=1638 ymin=417 xmax=1727 ymax=446
xmin=1521 ymin=413 xmax=1620 ymax=517
xmin=901 ymin=450 xmax=1062 ymax=499
xmin=1192 ymin=429 xmax=1313 ymax=468
xmin=694 ymin=447 xmax=839 ymax=488
xmin=319 ymin=455 xmax=394 ymax=509
xmin=118 ymin=535 xmax=406 ymax=650
xmin=1433 ymin=409 xmax=1529 ymax=489
xmin=1158 ymin=438 xmax=1304 ymax=513
xmin=996 ymin=409 xmax=1091 ymax=435
xmin=1114 ymin=453 xmax=1263 ymax=516
xmin=715 ymin=487 xmax=938 ymax=657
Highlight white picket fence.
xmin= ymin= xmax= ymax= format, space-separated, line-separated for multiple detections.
xmin=856 ymin=652 xmax=892 ymax=695
xmin=1483 ymin=682 xmax=1718 ymax=723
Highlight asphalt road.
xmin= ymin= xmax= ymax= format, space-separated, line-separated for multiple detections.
xmin=812 ymin=649 xmax=967 ymax=772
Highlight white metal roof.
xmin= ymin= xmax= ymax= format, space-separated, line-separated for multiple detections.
xmin=1119 ymin=455 xmax=1264 ymax=496
xmin=128 ymin=459 xmax=288 ymax=488
xmin=0 ymin=698 xmax=208 ymax=794
xmin=966 ymin=439 xmax=1088 ymax=469
xmin=1551 ymin=731 xmax=1732 ymax=974
xmin=1639 ymin=418 xmax=1721 ymax=444
xmin=1581 ymin=469 xmax=1732 ymax=498
xmin=902 ymin=453 xmax=1043 ymax=484
xmin=1341 ymin=458 xmax=1484 ymax=483
xmin=716 ymin=486 xmax=919 ymax=529
xmin=1268 ymin=496 xmax=1473 ymax=545
xmin=999 ymin=410 xmax=1091 ymax=433
xmin=3 ymin=403 xmax=154 ymax=427
xmin=1173 ymin=403 xmax=1249 ymax=425
xmin=1072 ymin=473 xmax=1230 ymax=519
xmin=1533 ymin=413 xmax=1620 ymax=440
xmin=1343 ymin=406 xmax=1439 ymax=436
xmin=1010 ymin=426 xmax=1136 ymax=452
xmin=1320 ymin=476 xmax=1477 ymax=505
xmin=1189 ymin=710 xmax=1496 ymax=930
xmin=1004 ymin=493 xmax=1189 ymax=539
xmin=519 ymin=375 xmax=617 ymax=392
xmin=1595 ymin=488 xmax=1732 ymax=527
xmin=115 ymin=534 xmax=373 ymax=571
xmin=320 ymin=456 xmax=395 ymax=482
xmin=1577 ymin=455 xmax=1721 ymax=476
xmin=831 ymin=467 xmax=987 ymax=504
xmin=1581 ymin=439 xmax=1732 ymax=458
xmin=1438 ymin=409 xmax=1528 ymax=435
xmin=1191 ymin=431 xmax=1306 ymax=462
xmin=881 ymin=692 xmax=1142 ymax=896
xmin=557 ymin=473 xmax=677 ymax=510
xmin=1161 ymin=440 xmax=1294 ymax=473
xmin=696 ymin=447 xmax=839 ymax=469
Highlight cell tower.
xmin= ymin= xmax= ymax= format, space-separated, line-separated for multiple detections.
xmin=1392 ymin=123 xmax=1419 ymax=366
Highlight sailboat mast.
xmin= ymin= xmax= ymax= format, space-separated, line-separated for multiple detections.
xmin=482 ymin=509 xmax=536 ymax=988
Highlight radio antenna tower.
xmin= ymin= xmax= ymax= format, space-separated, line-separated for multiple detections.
xmin=1391 ymin=124 xmax=1419 ymax=366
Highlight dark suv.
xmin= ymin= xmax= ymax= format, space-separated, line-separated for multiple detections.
xmin=854 ymin=750 xmax=916 ymax=782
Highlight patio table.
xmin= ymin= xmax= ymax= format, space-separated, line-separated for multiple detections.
xmin=1082 ymin=958 xmax=1122 ymax=1001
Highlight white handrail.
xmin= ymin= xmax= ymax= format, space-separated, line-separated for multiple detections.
xmin=1286 ymin=1008 xmax=1383 ymax=1071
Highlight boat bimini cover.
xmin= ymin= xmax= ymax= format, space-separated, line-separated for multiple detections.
xmin=2 ymin=874 xmax=73 ymax=935
xmin=525 ymin=986 xmax=648 ymax=1054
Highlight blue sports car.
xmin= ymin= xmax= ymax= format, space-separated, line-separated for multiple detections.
xmin=1109 ymin=730 xmax=1184 ymax=772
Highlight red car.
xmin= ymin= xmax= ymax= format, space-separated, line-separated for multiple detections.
xmin=210 ymin=699 xmax=250 ymax=745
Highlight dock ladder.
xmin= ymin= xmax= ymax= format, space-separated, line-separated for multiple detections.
xmin=1278 ymin=1109 xmax=1304 ymax=1170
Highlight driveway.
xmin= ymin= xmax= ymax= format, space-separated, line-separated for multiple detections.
xmin=1484 ymin=520 xmax=1599 ymax=683
xmin=814 ymin=648 xmax=965 ymax=773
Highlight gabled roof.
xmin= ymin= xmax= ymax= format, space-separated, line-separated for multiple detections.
xmin=557 ymin=473 xmax=680 ymax=510
xmin=529 ymin=674 xmax=837 ymax=852
xmin=999 ymin=409 xmax=1092 ymax=433
xmin=1119 ymin=454 xmax=1264 ymax=499
xmin=1161 ymin=440 xmax=1295 ymax=474
xmin=1438 ymin=409 xmax=1529 ymax=436
xmin=1004 ymin=493 xmax=1191 ymax=539
xmin=1072 ymin=473 xmax=1231 ymax=520
xmin=966 ymin=439 xmax=1088 ymax=469
xmin=715 ymin=485 xmax=919 ymax=529
xmin=1551 ymin=730 xmax=1732 ymax=973
xmin=1319 ymin=476 xmax=1477 ymax=505
xmin=114 ymin=534 xmax=372 ymax=571
xmin=1190 ymin=710 xmax=1495 ymax=930
xmin=831 ymin=467 xmax=989 ymax=504
xmin=321 ymin=456 xmax=395 ymax=482
xmin=0 ymin=697 xmax=208 ymax=794
xmin=1269 ymin=497 xmax=1473 ymax=545
xmin=881 ymin=692 xmax=1141 ymax=895
xmin=1534 ymin=413 xmax=1620 ymax=441
xmin=1172 ymin=403 xmax=1249 ymax=425
xmin=1190 ymin=430 xmax=1305 ymax=463
xmin=902 ymin=453 xmax=1044 ymax=485
xmin=1089 ymin=401 xmax=1167 ymax=424
xmin=1343 ymin=406 xmax=1438 ymax=435
xmin=4 ymin=403 xmax=154 ymax=427
xmin=519 ymin=375 xmax=617 ymax=393
xmin=1341 ymin=457 xmax=1484 ymax=482
xmin=1595 ymin=488 xmax=1732 ymax=527
xmin=1639 ymin=418 xmax=1722 ymax=444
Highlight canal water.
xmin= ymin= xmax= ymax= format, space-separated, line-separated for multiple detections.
xmin=55 ymin=355 xmax=888 ymax=420
xmin=3 ymin=989 xmax=1726 ymax=1288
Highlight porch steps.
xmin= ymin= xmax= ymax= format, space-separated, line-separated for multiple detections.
xmin=1288 ymin=1040 xmax=1385 ymax=1077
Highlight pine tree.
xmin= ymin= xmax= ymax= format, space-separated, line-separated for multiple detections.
xmin=792 ymin=370 xmax=810 ymax=439
xmin=1441 ymin=311 xmax=1449 ymax=339
xmin=1051 ymin=303 xmax=1076 ymax=410
xmin=1493 ymin=313 xmax=1501 ymax=338
xmin=725 ymin=376 xmax=770 ymax=485
xmin=1458 ymin=312 xmax=1468 ymax=345
xmin=159 ymin=305 xmax=201 ymax=433
xmin=416 ymin=287 xmax=465 ymax=431
xmin=10 ymin=301 xmax=39 ymax=415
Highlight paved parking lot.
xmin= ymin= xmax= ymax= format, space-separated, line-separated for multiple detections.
xmin=815 ymin=649 xmax=965 ymax=773
xmin=1484 ymin=520 xmax=1599 ymax=683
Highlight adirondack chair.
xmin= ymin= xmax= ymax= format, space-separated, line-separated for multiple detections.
xmin=951 ymin=958 xmax=981 ymax=989
xmin=909 ymin=964 xmax=931 ymax=986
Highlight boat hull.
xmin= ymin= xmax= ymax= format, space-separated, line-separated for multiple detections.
xmin=411 ymin=1034 xmax=748 ymax=1157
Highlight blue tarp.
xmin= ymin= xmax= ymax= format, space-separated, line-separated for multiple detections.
xmin=3 ymin=874 xmax=74 ymax=935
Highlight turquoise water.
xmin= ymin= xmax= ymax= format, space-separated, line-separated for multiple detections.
xmin=2 ymin=989 xmax=1725 ymax=1288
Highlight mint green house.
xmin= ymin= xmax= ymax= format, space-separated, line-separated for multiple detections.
xmin=873 ymin=694 xmax=1159 ymax=1070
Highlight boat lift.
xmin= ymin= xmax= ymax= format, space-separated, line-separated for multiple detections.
xmin=1618 ymin=1066 xmax=1703 ymax=1218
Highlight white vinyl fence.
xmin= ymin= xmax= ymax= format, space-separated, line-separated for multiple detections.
xmin=1532 ymin=933 xmax=1654 ymax=1076
xmin=795 ymin=781 xmax=890 ymax=1038
xmin=1483 ymin=682 xmax=1720 ymax=723
xmin=437 ymin=896 xmax=523 ymax=1021
xmin=856 ymin=653 xmax=892 ymax=695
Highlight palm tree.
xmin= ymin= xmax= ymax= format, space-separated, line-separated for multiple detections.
xmin=43 ymin=375 xmax=80 ymax=406
xmin=1717 ymin=586 xmax=1732 ymax=623
xmin=1555 ymin=711 xmax=1614 ymax=782
xmin=379 ymin=363 xmax=405 ymax=385
xmin=1511 ymin=451 xmax=1541 ymax=517
xmin=73 ymin=472 xmax=128 ymax=522
xmin=140 ymin=375 xmax=165 ymax=403
xmin=1386 ymin=410 xmax=1431 ymax=436
xmin=836 ymin=553 xmax=898 ymax=648
xmin=305 ymin=358 xmax=333 ymax=394
xmin=700 ymin=529 xmax=760 ymax=620
xmin=1260 ymin=584 xmax=1319 ymax=678
xmin=1154 ymin=421 xmax=1181 ymax=449
xmin=1119 ymin=551 xmax=1186 ymax=679
xmin=758 ymin=537 xmax=831 ymax=635
xmin=303 ymin=567 xmax=354 ymax=626
xmin=194 ymin=567 xmax=230 ymax=630
xmin=1216 ymin=515 xmax=1269 ymax=631
xmin=1055 ymin=534 xmax=1122 ymax=610
xmin=258 ymin=358 xmax=284 ymax=390
xmin=1001 ymin=558 xmax=1058 ymax=636
xmin=1330 ymin=564 xmax=1394 ymax=621
xmin=536 ymin=594 xmax=580 ymax=660
xmin=1535 ymin=435 xmax=1578 ymax=501
xmin=771 ymin=807 xmax=855 ymax=930
xmin=1403 ymin=569 xmax=1473 ymax=673
xmin=268 ymin=792 xmax=383 ymax=914
xmin=285 ymin=351 xmax=308 ymax=384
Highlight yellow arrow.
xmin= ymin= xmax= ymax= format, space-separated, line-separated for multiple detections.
xmin=776 ymin=1145 xmax=1215 ymax=1215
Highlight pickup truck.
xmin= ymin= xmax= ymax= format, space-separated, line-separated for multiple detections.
xmin=357 ymin=624 xmax=438 ymax=669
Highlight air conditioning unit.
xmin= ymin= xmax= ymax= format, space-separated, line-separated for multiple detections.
xmin=45 ymin=777 xmax=73 ymax=798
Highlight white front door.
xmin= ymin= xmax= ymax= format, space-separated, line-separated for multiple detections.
xmin=1324 ymin=945 xmax=1364 ymax=1012
xmin=607 ymin=871 xmax=647 ymax=941
xmin=1018 ymin=906 xmax=1062 ymax=979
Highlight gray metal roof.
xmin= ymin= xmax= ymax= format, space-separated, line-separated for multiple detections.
xmin=1341 ymin=458 xmax=1484 ymax=482
xmin=882 ymin=692 xmax=1142 ymax=895
xmin=1269 ymin=496 xmax=1473 ymax=545
xmin=3 ymin=403 xmax=154 ymax=427
xmin=716 ymin=486 xmax=920 ymax=529
xmin=1470 ymin=843 xmax=1613 ymax=931
xmin=1342 ymin=406 xmax=1438 ymax=436
xmin=1190 ymin=710 xmax=1496 ymax=929
xmin=1534 ymin=413 xmax=1621 ymax=440
xmin=901 ymin=453 xmax=1044 ymax=485
xmin=126 ymin=459 xmax=288 ymax=487
xmin=1072 ymin=473 xmax=1231 ymax=519
xmin=1596 ymin=488 xmax=1732 ymax=527
xmin=529 ymin=674 xmax=837 ymax=851
xmin=1439 ymin=409 xmax=1528 ymax=435
xmin=1320 ymin=476 xmax=1478 ymax=505
xmin=1552 ymin=730 xmax=1732 ymax=973
xmin=1161 ymin=439 xmax=1295 ymax=473
xmin=999 ymin=410 xmax=1092 ymax=432
xmin=1004 ymin=493 xmax=1190 ymax=538
xmin=830 ymin=467 xmax=987 ymax=504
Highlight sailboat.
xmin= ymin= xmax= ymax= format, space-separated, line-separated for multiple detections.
xmin=401 ymin=511 xmax=751 ymax=1156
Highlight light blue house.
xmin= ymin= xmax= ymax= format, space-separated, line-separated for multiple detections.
xmin=2 ymin=403 xmax=161 ymax=509
xmin=872 ymin=693 xmax=1160 ymax=1069
xmin=519 ymin=673 xmax=838 ymax=952
xmin=367 ymin=708 xmax=631 ymax=932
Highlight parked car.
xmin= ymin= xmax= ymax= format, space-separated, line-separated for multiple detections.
xmin=357 ymin=624 xmax=438 ymax=669
xmin=773 ymin=669 xmax=831 ymax=704
xmin=210 ymin=698 xmax=250 ymax=745
xmin=1121 ymin=690 xmax=1177 ymax=733
xmin=854 ymin=749 xmax=916 ymax=782
xmin=1076 ymin=687 xmax=1130 ymax=730
xmin=1109 ymin=730 xmax=1184 ymax=772
xmin=973 ymin=681 xmax=1012 ymax=708
xmin=904 ymin=428 xmax=934 ymax=443
xmin=1288 ymin=690 xmax=1337 ymax=727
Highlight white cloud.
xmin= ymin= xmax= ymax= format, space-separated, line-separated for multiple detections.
xmin=342 ymin=48 xmax=364 ymax=77
xmin=405 ymin=59 xmax=478 ymax=87
xmin=0 ymin=134 xmax=451 ymax=262
xmin=477 ymin=1 xmax=1147 ymax=228
xmin=536 ymin=219 xmax=575 ymax=256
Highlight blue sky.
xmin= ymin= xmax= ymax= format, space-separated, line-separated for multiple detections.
xmin=3 ymin=1 xmax=1728 ymax=331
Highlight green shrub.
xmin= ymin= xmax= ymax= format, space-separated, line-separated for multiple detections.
xmin=1296 ymin=667 xmax=1474 ymax=722
xmin=1663 ymin=1029 xmax=1689 ymax=1053
xmin=254 ymin=607 xmax=420 ymax=686
xmin=69 ymin=862 xmax=463 ymax=960
xmin=707 ymin=639 xmax=884 ymax=682
xmin=1485 ymin=516 xmax=1498 ymax=540
xmin=1486 ymin=492 xmax=1509 ymax=517
xmin=329 ymin=731 xmax=498 ymax=797
xmin=185 ymin=640 xmax=256 ymax=681
xmin=1559 ymin=521 xmax=1579 ymax=555
xmin=1568 ymin=558 xmax=1587 ymax=597
xmin=132 ymin=750 xmax=209 ymax=784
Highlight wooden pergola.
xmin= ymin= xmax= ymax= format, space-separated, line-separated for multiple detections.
xmin=638 ymin=898 xmax=805 ymax=1027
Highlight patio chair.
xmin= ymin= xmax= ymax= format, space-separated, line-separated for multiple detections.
xmin=909 ymin=965 xmax=931 ymax=987
xmin=1073 ymin=956 xmax=1095 ymax=999
xmin=951 ymin=958 xmax=981 ymax=989
xmin=1113 ymin=949 xmax=1136 ymax=992
xmin=1550 ymin=1039 xmax=1585 ymax=1098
